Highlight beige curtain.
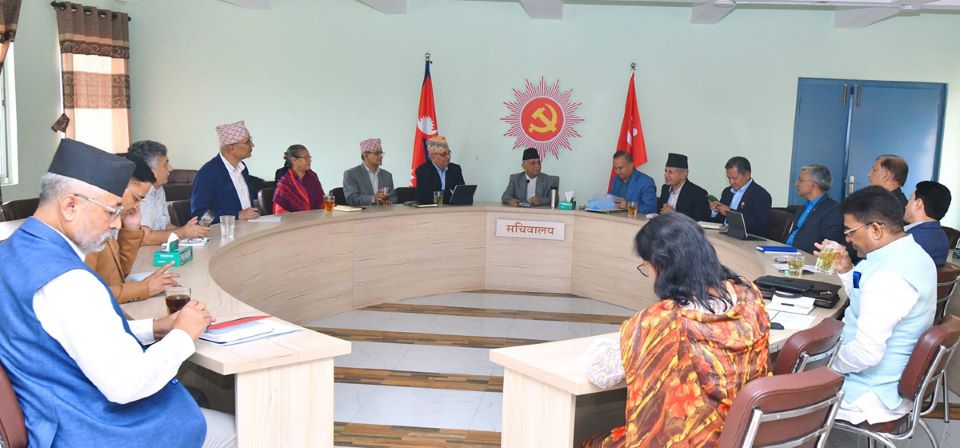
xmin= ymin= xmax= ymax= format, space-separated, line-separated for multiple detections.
xmin=55 ymin=2 xmax=130 ymax=153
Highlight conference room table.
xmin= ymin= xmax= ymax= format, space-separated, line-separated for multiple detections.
xmin=0 ymin=204 xmax=858 ymax=447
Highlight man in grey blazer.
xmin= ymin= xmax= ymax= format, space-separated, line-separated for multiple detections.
xmin=501 ymin=148 xmax=558 ymax=207
xmin=343 ymin=138 xmax=398 ymax=206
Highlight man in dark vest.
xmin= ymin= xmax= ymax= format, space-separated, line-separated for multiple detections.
xmin=0 ymin=139 xmax=235 ymax=447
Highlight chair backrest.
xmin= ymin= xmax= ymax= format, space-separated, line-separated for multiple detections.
xmin=395 ymin=186 xmax=416 ymax=203
xmin=162 ymin=183 xmax=193 ymax=202
xmin=935 ymin=264 xmax=960 ymax=324
xmin=258 ymin=187 xmax=275 ymax=216
xmin=330 ymin=187 xmax=346 ymax=206
xmin=0 ymin=362 xmax=27 ymax=448
xmin=899 ymin=314 xmax=960 ymax=405
xmin=943 ymin=226 xmax=959 ymax=251
xmin=167 ymin=199 xmax=192 ymax=227
xmin=0 ymin=198 xmax=39 ymax=221
xmin=772 ymin=319 xmax=844 ymax=375
xmin=717 ymin=368 xmax=844 ymax=448
xmin=167 ymin=169 xmax=197 ymax=185
xmin=760 ymin=209 xmax=794 ymax=243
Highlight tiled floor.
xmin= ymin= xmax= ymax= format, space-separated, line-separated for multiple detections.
xmin=314 ymin=291 xmax=960 ymax=447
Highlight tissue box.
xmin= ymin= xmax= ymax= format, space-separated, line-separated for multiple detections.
xmin=153 ymin=246 xmax=193 ymax=266
xmin=558 ymin=201 xmax=574 ymax=210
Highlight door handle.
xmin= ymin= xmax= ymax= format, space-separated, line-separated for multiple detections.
xmin=841 ymin=83 xmax=848 ymax=108
xmin=848 ymin=175 xmax=855 ymax=194
xmin=855 ymin=83 xmax=862 ymax=107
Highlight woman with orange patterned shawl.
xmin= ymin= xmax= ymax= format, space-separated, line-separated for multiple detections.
xmin=584 ymin=213 xmax=770 ymax=448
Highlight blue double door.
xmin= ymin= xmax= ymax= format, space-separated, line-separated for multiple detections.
xmin=788 ymin=78 xmax=946 ymax=205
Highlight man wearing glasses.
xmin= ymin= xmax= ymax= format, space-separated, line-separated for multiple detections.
xmin=343 ymin=138 xmax=398 ymax=206
xmin=0 ymin=139 xmax=235 ymax=446
xmin=191 ymin=120 xmax=260 ymax=223
xmin=785 ymin=164 xmax=845 ymax=254
xmin=414 ymin=135 xmax=465 ymax=205
xmin=85 ymin=153 xmax=179 ymax=304
xmin=821 ymin=186 xmax=936 ymax=426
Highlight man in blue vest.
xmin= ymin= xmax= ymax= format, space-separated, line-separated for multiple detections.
xmin=0 ymin=139 xmax=235 ymax=447
xmin=821 ymin=186 xmax=936 ymax=425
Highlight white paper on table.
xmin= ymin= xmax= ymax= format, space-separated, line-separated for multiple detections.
xmin=770 ymin=263 xmax=820 ymax=273
xmin=249 ymin=215 xmax=282 ymax=223
xmin=771 ymin=313 xmax=816 ymax=330
xmin=126 ymin=271 xmax=151 ymax=282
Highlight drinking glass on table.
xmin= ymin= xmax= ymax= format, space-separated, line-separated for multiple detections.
xmin=324 ymin=195 xmax=336 ymax=212
xmin=165 ymin=286 xmax=191 ymax=314
xmin=378 ymin=187 xmax=390 ymax=205
xmin=627 ymin=201 xmax=639 ymax=218
xmin=219 ymin=215 xmax=235 ymax=238
xmin=433 ymin=191 xmax=444 ymax=207
xmin=784 ymin=252 xmax=804 ymax=278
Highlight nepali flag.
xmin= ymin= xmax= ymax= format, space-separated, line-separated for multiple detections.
xmin=608 ymin=71 xmax=648 ymax=192
xmin=410 ymin=60 xmax=438 ymax=187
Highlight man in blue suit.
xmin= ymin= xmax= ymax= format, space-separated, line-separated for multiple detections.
xmin=786 ymin=164 xmax=846 ymax=254
xmin=904 ymin=181 xmax=952 ymax=267
xmin=191 ymin=120 xmax=260 ymax=223
xmin=708 ymin=156 xmax=771 ymax=235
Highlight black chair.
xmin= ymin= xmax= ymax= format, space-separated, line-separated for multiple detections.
xmin=329 ymin=187 xmax=346 ymax=206
xmin=258 ymin=187 xmax=275 ymax=216
xmin=0 ymin=198 xmax=39 ymax=221
xmin=163 ymin=169 xmax=197 ymax=202
xmin=395 ymin=187 xmax=416 ymax=203
xmin=167 ymin=199 xmax=192 ymax=227
xmin=759 ymin=209 xmax=793 ymax=243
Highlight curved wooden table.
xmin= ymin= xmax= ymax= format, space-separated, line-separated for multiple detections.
xmin=2 ymin=205 xmax=844 ymax=447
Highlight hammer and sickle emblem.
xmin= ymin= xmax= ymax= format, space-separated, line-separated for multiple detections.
xmin=527 ymin=104 xmax=559 ymax=134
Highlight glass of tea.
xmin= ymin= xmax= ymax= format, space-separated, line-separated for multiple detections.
xmin=627 ymin=201 xmax=638 ymax=218
xmin=164 ymin=286 xmax=191 ymax=314
xmin=324 ymin=195 xmax=336 ymax=212
xmin=816 ymin=242 xmax=841 ymax=274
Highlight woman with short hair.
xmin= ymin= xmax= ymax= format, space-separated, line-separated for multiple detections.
xmin=272 ymin=145 xmax=325 ymax=214
xmin=584 ymin=212 xmax=770 ymax=448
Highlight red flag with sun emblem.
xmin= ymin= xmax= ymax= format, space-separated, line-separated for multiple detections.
xmin=410 ymin=60 xmax=438 ymax=187
xmin=608 ymin=72 xmax=648 ymax=192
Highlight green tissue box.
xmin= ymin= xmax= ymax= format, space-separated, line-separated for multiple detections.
xmin=153 ymin=246 xmax=193 ymax=267
xmin=558 ymin=201 xmax=574 ymax=210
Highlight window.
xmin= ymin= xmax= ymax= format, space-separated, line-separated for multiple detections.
xmin=0 ymin=45 xmax=16 ymax=186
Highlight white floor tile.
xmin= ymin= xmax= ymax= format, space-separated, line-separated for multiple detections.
xmin=308 ymin=310 xmax=439 ymax=333
xmin=469 ymin=392 xmax=503 ymax=432
xmin=424 ymin=315 xmax=515 ymax=338
xmin=349 ymin=386 xmax=484 ymax=430
xmin=507 ymin=318 xmax=600 ymax=341
xmin=393 ymin=345 xmax=497 ymax=376
xmin=334 ymin=341 xmax=412 ymax=371
xmin=333 ymin=383 xmax=380 ymax=422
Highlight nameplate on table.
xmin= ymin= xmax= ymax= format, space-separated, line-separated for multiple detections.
xmin=495 ymin=219 xmax=565 ymax=241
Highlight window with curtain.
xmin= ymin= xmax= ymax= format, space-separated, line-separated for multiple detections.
xmin=0 ymin=0 xmax=21 ymax=201
xmin=54 ymin=2 xmax=130 ymax=153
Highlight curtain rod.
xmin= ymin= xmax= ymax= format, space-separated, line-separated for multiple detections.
xmin=50 ymin=2 xmax=132 ymax=22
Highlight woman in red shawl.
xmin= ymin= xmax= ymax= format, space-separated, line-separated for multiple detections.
xmin=584 ymin=212 xmax=770 ymax=448
xmin=272 ymin=144 xmax=325 ymax=214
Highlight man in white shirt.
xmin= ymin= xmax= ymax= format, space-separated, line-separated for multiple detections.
xmin=822 ymin=186 xmax=936 ymax=425
xmin=0 ymin=139 xmax=235 ymax=446
xmin=128 ymin=140 xmax=209 ymax=246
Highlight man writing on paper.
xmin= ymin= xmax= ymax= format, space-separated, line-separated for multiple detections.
xmin=502 ymin=148 xmax=556 ymax=207
xmin=0 ymin=139 xmax=236 ymax=447
xmin=823 ymin=186 xmax=936 ymax=425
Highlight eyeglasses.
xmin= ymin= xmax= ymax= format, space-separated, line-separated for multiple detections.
xmin=844 ymin=222 xmax=884 ymax=236
xmin=636 ymin=262 xmax=651 ymax=277
xmin=796 ymin=178 xmax=816 ymax=183
xmin=73 ymin=193 xmax=124 ymax=220
xmin=294 ymin=155 xmax=313 ymax=161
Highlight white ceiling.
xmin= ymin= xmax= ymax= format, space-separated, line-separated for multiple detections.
xmin=352 ymin=0 xmax=960 ymax=28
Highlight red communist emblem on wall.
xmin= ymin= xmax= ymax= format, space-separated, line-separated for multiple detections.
xmin=502 ymin=77 xmax=583 ymax=160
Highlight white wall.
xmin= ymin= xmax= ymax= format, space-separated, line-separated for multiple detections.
xmin=8 ymin=0 xmax=960 ymax=226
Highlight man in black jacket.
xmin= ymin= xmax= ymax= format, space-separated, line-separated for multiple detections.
xmin=657 ymin=153 xmax=710 ymax=222
xmin=708 ymin=156 xmax=772 ymax=235
xmin=786 ymin=164 xmax=845 ymax=254
xmin=415 ymin=136 xmax=465 ymax=204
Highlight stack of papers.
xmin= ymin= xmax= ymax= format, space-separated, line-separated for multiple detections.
xmin=180 ymin=237 xmax=209 ymax=247
xmin=250 ymin=215 xmax=282 ymax=223
xmin=333 ymin=205 xmax=363 ymax=212
xmin=199 ymin=315 xmax=300 ymax=346
xmin=697 ymin=221 xmax=724 ymax=230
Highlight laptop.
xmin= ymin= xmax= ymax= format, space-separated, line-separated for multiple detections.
xmin=448 ymin=184 xmax=477 ymax=205
xmin=724 ymin=210 xmax=765 ymax=241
